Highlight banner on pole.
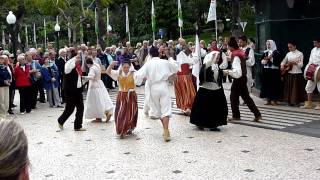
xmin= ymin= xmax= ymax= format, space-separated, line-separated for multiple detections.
xmin=177 ymin=0 xmax=183 ymax=28
xmin=207 ymin=0 xmax=217 ymax=23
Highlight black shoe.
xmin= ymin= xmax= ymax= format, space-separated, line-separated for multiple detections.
xmin=197 ymin=126 xmax=204 ymax=130
xmin=11 ymin=104 xmax=17 ymax=108
xmin=40 ymin=101 xmax=46 ymax=103
xmin=8 ymin=110 xmax=14 ymax=115
xmin=210 ymin=127 xmax=221 ymax=132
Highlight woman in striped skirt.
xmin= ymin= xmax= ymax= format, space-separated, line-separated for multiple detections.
xmin=107 ymin=61 xmax=138 ymax=139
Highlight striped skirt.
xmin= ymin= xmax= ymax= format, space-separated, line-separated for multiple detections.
xmin=174 ymin=74 xmax=197 ymax=111
xmin=114 ymin=91 xmax=138 ymax=136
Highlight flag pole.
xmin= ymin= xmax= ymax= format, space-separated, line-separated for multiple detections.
xmin=44 ymin=19 xmax=47 ymax=50
xmin=215 ymin=19 xmax=218 ymax=41
xmin=25 ymin=25 xmax=28 ymax=49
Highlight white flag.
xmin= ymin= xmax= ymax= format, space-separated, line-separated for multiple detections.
xmin=33 ymin=23 xmax=37 ymax=43
xmin=207 ymin=0 xmax=217 ymax=23
xmin=2 ymin=30 xmax=5 ymax=46
xmin=192 ymin=34 xmax=201 ymax=90
xmin=177 ymin=0 xmax=183 ymax=28
xmin=125 ymin=4 xmax=130 ymax=42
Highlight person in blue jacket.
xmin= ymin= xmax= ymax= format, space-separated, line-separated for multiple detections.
xmin=40 ymin=54 xmax=62 ymax=108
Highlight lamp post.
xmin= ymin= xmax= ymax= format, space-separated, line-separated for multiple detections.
xmin=54 ymin=23 xmax=60 ymax=51
xmin=6 ymin=11 xmax=17 ymax=63
xmin=107 ymin=24 xmax=112 ymax=46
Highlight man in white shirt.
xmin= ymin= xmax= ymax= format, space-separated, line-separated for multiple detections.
xmin=224 ymin=37 xmax=262 ymax=122
xmin=301 ymin=38 xmax=320 ymax=109
xmin=239 ymin=35 xmax=255 ymax=92
xmin=57 ymin=52 xmax=86 ymax=131
xmin=135 ymin=46 xmax=179 ymax=142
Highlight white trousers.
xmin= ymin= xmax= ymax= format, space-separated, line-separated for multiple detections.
xmin=247 ymin=67 xmax=253 ymax=92
xmin=0 ymin=86 xmax=9 ymax=118
xmin=305 ymin=80 xmax=320 ymax=94
xmin=149 ymin=81 xmax=172 ymax=119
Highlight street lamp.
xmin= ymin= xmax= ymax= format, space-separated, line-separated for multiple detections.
xmin=6 ymin=11 xmax=17 ymax=63
xmin=107 ymin=24 xmax=112 ymax=32
xmin=54 ymin=23 xmax=60 ymax=51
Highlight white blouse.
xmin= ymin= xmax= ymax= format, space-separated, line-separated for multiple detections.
xmin=308 ymin=47 xmax=320 ymax=65
xmin=281 ymin=50 xmax=304 ymax=74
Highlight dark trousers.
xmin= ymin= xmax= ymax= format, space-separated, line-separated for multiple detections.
xmin=18 ymin=86 xmax=32 ymax=113
xmin=9 ymin=84 xmax=15 ymax=109
xmin=230 ymin=76 xmax=261 ymax=119
xmin=58 ymin=91 xmax=84 ymax=129
xmin=38 ymin=80 xmax=45 ymax=102
xmin=31 ymin=80 xmax=45 ymax=108
xmin=223 ymin=75 xmax=233 ymax=83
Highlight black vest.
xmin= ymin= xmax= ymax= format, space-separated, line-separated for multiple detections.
xmin=63 ymin=68 xmax=82 ymax=94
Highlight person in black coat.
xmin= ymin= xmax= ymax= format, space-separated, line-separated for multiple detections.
xmin=55 ymin=49 xmax=67 ymax=103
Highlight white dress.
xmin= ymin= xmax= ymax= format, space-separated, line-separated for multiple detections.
xmin=84 ymin=64 xmax=114 ymax=119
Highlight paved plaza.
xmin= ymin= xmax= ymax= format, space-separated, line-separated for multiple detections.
xmin=9 ymin=84 xmax=320 ymax=179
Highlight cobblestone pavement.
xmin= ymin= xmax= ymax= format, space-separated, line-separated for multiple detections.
xmin=8 ymin=84 xmax=320 ymax=179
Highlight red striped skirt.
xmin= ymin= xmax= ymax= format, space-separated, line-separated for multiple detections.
xmin=174 ymin=74 xmax=197 ymax=111
xmin=114 ymin=91 xmax=138 ymax=136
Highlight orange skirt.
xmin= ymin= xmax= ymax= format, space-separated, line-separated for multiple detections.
xmin=174 ymin=74 xmax=197 ymax=111
xmin=114 ymin=91 xmax=138 ymax=136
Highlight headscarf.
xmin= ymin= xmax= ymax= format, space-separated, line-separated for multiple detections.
xmin=265 ymin=40 xmax=277 ymax=53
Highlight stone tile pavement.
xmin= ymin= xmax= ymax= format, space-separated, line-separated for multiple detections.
xmin=7 ymin=84 xmax=320 ymax=180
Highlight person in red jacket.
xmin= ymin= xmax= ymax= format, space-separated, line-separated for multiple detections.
xmin=14 ymin=55 xmax=32 ymax=114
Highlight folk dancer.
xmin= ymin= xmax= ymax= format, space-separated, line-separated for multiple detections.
xmin=224 ymin=37 xmax=262 ymax=122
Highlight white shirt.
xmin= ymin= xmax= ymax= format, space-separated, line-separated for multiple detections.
xmin=6 ymin=66 xmax=12 ymax=82
xmin=228 ymin=56 xmax=242 ymax=79
xmin=308 ymin=47 xmax=320 ymax=65
xmin=281 ymin=50 xmax=304 ymax=74
xmin=241 ymin=46 xmax=255 ymax=67
xmin=135 ymin=57 xmax=179 ymax=85
xmin=177 ymin=51 xmax=198 ymax=65
xmin=65 ymin=57 xmax=82 ymax=88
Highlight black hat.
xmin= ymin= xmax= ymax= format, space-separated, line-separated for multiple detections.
xmin=149 ymin=46 xmax=159 ymax=57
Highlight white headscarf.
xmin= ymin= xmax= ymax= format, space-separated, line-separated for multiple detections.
xmin=264 ymin=40 xmax=277 ymax=53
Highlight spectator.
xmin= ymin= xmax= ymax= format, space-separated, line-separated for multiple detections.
xmin=14 ymin=55 xmax=32 ymax=114
xmin=0 ymin=55 xmax=11 ymax=118
xmin=0 ymin=120 xmax=29 ymax=180
xmin=41 ymin=55 xmax=62 ymax=108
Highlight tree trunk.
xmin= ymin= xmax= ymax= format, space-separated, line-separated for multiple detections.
xmin=96 ymin=0 xmax=106 ymax=49
xmin=231 ymin=0 xmax=244 ymax=37
xmin=72 ymin=28 xmax=77 ymax=45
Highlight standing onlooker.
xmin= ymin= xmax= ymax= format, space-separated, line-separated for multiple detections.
xmin=129 ymin=47 xmax=139 ymax=70
xmin=55 ymin=48 xmax=67 ymax=104
xmin=31 ymin=48 xmax=46 ymax=103
xmin=138 ymin=40 xmax=149 ymax=66
xmin=281 ymin=41 xmax=305 ymax=106
xmin=41 ymin=55 xmax=62 ymax=108
xmin=260 ymin=40 xmax=282 ymax=105
xmin=14 ymin=55 xmax=32 ymax=114
xmin=5 ymin=54 xmax=15 ymax=114
xmin=0 ymin=55 xmax=11 ymax=118
xmin=0 ymin=120 xmax=30 ymax=180
xmin=26 ymin=52 xmax=42 ymax=109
